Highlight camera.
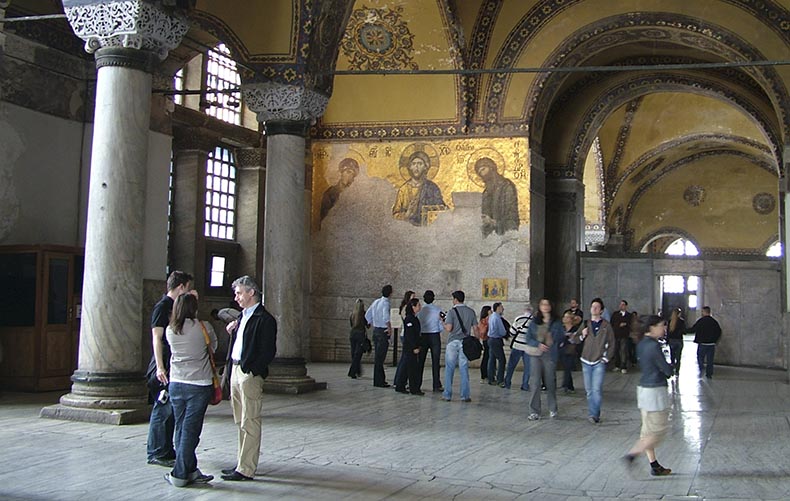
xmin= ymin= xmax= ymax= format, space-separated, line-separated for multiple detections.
xmin=439 ymin=311 xmax=446 ymax=320
xmin=157 ymin=389 xmax=169 ymax=404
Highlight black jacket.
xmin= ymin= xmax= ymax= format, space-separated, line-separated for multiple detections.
xmin=689 ymin=315 xmax=722 ymax=344
xmin=402 ymin=313 xmax=421 ymax=353
xmin=227 ymin=304 xmax=277 ymax=378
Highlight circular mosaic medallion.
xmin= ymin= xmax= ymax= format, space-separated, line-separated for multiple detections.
xmin=341 ymin=7 xmax=418 ymax=71
xmin=683 ymin=185 xmax=706 ymax=207
xmin=752 ymin=192 xmax=776 ymax=215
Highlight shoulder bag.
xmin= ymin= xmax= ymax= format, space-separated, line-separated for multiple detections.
xmin=200 ymin=321 xmax=223 ymax=405
xmin=454 ymin=308 xmax=483 ymax=361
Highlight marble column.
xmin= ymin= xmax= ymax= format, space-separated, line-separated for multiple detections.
xmin=545 ymin=177 xmax=585 ymax=305
xmin=234 ymin=147 xmax=267 ymax=278
xmin=243 ymin=83 xmax=328 ymax=394
xmin=782 ymin=146 xmax=790 ymax=381
xmin=41 ymin=0 xmax=187 ymax=424
xmin=530 ymin=150 xmax=547 ymax=301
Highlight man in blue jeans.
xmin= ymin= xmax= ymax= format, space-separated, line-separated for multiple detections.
xmin=442 ymin=290 xmax=478 ymax=402
xmin=147 ymin=270 xmax=193 ymax=467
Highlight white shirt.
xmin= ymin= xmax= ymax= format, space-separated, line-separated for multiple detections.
xmin=231 ymin=303 xmax=260 ymax=361
xmin=365 ymin=296 xmax=391 ymax=328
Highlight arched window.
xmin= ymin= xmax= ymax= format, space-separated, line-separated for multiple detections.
xmin=665 ymin=238 xmax=699 ymax=256
xmin=205 ymin=43 xmax=241 ymax=125
xmin=766 ymin=241 xmax=782 ymax=257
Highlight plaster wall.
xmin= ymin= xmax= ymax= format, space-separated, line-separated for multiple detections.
xmin=581 ymin=254 xmax=784 ymax=369
xmin=1 ymin=102 xmax=171 ymax=280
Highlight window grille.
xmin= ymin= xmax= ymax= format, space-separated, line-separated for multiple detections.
xmin=204 ymin=146 xmax=237 ymax=240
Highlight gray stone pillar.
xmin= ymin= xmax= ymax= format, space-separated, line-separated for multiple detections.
xmin=41 ymin=0 xmax=187 ymax=425
xmin=235 ymin=147 xmax=266 ymax=278
xmin=243 ymin=83 xmax=328 ymax=393
xmin=530 ymin=150 xmax=546 ymax=301
xmin=545 ymin=177 xmax=585 ymax=305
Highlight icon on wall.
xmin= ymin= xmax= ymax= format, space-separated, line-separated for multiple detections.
xmin=482 ymin=278 xmax=508 ymax=300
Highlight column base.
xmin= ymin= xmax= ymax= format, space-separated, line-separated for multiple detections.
xmin=262 ymin=357 xmax=327 ymax=395
xmin=40 ymin=371 xmax=150 ymax=425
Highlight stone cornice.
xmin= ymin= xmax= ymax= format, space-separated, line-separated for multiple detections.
xmin=171 ymin=106 xmax=261 ymax=147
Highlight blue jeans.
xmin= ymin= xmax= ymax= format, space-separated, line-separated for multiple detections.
xmin=668 ymin=339 xmax=683 ymax=372
xmin=697 ymin=344 xmax=716 ymax=377
xmin=169 ymin=382 xmax=212 ymax=482
xmin=582 ymin=361 xmax=607 ymax=419
xmin=504 ymin=349 xmax=530 ymax=389
xmin=487 ymin=337 xmax=506 ymax=384
xmin=443 ymin=339 xmax=470 ymax=400
xmin=147 ymin=396 xmax=175 ymax=460
xmin=372 ymin=328 xmax=389 ymax=386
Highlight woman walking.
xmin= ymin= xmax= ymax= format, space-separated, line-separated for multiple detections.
xmin=666 ymin=308 xmax=686 ymax=374
xmin=525 ymin=298 xmax=565 ymax=420
xmin=623 ymin=315 xmax=674 ymax=476
xmin=163 ymin=293 xmax=217 ymax=487
xmin=348 ymin=299 xmax=368 ymax=379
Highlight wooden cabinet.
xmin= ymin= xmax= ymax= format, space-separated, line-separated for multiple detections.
xmin=0 ymin=245 xmax=83 ymax=391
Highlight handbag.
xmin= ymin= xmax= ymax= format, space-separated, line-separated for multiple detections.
xmin=362 ymin=336 xmax=372 ymax=354
xmin=200 ymin=321 xmax=223 ymax=405
xmin=454 ymin=308 xmax=483 ymax=361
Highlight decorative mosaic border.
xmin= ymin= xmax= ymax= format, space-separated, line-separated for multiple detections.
xmin=635 ymin=226 xmax=699 ymax=253
xmin=604 ymin=97 xmax=642 ymax=207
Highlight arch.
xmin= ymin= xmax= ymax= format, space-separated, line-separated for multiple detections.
xmin=637 ymin=227 xmax=700 ymax=254
xmin=522 ymin=12 xmax=790 ymax=148
xmin=549 ymin=76 xmax=781 ymax=180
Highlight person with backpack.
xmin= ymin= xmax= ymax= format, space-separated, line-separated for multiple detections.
xmin=441 ymin=290 xmax=478 ymax=402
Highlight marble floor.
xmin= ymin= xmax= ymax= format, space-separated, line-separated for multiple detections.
xmin=1 ymin=343 xmax=789 ymax=501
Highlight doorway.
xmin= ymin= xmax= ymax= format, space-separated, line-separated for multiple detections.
xmin=660 ymin=274 xmax=699 ymax=323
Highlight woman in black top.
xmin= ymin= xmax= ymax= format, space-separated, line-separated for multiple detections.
xmin=666 ymin=308 xmax=686 ymax=374
xmin=396 ymin=298 xmax=424 ymax=395
xmin=348 ymin=299 xmax=368 ymax=379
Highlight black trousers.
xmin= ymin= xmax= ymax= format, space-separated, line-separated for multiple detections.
xmin=417 ymin=333 xmax=442 ymax=390
xmin=348 ymin=332 xmax=365 ymax=377
xmin=372 ymin=328 xmax=389 ymax=386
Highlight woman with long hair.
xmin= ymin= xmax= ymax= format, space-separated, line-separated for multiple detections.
xmin=477 ymin=305 xmax=492 ymax=383
xmin=394 ymin=290 xmax=416 ymax=390
xmin=348 ymin=299 xmax=368 ymax=379
xmin=396 ymin=298 xmax=424 ymax=395
xmin=525 ymin=298 xmax=565 ymax=420
xmin=163 ymin=292 xmax=217 ymax=487
xmin=623 ymin=315 xmax=673 ymax=476
xmin=559 ymin=310 xmax=579 ymax=393
xmin=666 ymin=308 xmax=686 ymax=374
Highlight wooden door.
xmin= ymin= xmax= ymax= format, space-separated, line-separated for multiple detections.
xmin=41 ymin=252 xmax=76 ymax=389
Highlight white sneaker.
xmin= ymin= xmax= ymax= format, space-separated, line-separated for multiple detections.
xmin=550 ymin=411 xmax=558 ymax=418
xmin=621 ymin=368 xmax=628 ymax=374
xmin=528 ymin=413 xmax=540 ymax=421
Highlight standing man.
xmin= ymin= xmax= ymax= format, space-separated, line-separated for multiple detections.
xmin=573 ymin=298 xmax=615 ymax=424
xmin=366 ymin=284 xmax=394 ymax=388
xmin=568 ymin=298 xmax=584 ymax=321
xmin=442 ymin=290 xmax=478 ymax=402
xmin=221 ymin=276 xmax=277 ymax=481
xmin=147 ymin=270 xmax=193 ymax=467
xmin=688 ymin=306 xmax=722 ymax=379
xmin=611 ymin=300 xmax=633 ymax=373
xmin=416 ymin=290 xmax=444 ymax=393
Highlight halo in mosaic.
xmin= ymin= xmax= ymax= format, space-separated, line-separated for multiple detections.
xmin=341 ymin=6 xmax=418 ymax=71
xmin=753 ymin=192 xmax=776 ymax=215
xmin=683 ymin=185 xmax=706 ymax=207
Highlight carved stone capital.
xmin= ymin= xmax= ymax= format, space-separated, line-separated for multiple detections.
xmin=63 ymin=0 xmax=189 ymax=60
xmin=242 ymin=82 xmax=329 ymax=123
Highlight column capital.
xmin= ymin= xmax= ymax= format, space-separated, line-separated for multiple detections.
xmin=235 ymin=147 xmax=266 ymax=168
xmin=242 ymin=82 xmax=329 ymax=124
xmin=63 ymin=0 xmax=189 ymax=60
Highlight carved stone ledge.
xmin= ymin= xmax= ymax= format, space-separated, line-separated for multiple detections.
xmin=243 ymin=82 xmax=329 ymax=123
xmin=63 ymin=0 xmax=189 ymax=60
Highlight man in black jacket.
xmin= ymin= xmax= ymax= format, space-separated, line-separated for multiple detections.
xmin=221 ymin=276 xmax=277 ymax=481
xmin=688 ymin=306 xmax=722 ymax=379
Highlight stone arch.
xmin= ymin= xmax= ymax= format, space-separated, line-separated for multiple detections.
xmin=638 ymin=227 xmax=701 ymax=254
xmin=523 ymin=12 xmax=790 ymax=149
xmin=552 ymin=76 xmax=781 ymax=181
